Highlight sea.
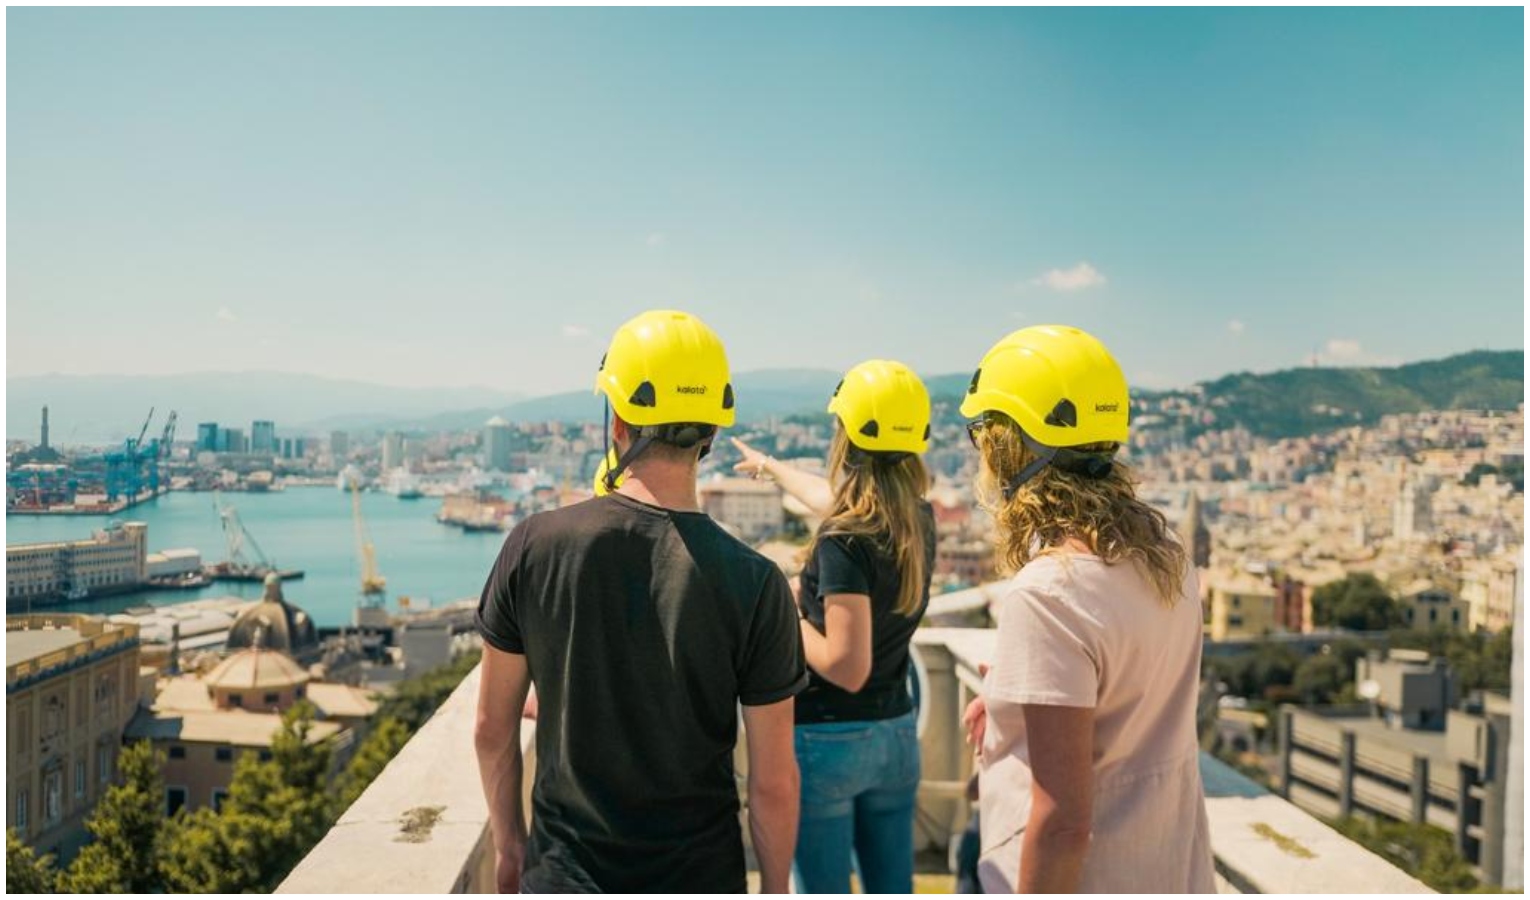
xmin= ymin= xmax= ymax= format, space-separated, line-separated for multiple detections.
xmin=4 ymin=487 xmax=508 ymax=627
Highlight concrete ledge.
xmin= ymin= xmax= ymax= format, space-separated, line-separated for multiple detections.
xmin=1201 ymin=754 xmax=1432 ymax=894
xmin=277 ymin=664 xmax=535 ymax=894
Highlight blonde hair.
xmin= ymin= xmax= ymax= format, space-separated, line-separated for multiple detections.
xmin=813 ymin=427 xmax=931 ymax=617
xmin=974 ymin=414 xmax=1186 ymax=605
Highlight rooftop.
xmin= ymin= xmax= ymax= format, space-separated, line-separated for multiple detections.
xmin=126 ymin=708 xmax=341 ymax=747
xmin=8 ymin=626 xmax=86 ymax=667
xmin=7 ymin=613 xmax=140 ymax=689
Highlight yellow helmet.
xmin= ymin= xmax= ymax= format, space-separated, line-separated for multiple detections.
xmin=595 ymin=309 xmax=735 ymax=428
xmin=960 ymin=324 xmax=1129 ymax=447
xmin=827 ymin=359 xmax=931 ymax=455
xmin=592 ymin=447 xmax=624 ymax=497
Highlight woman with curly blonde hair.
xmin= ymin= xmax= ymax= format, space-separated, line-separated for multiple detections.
xmin=960 ymin=325 xmax=1214 ymax=893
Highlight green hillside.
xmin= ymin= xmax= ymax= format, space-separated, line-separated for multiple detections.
xmin=1193 ymin=350 xmax=1523 ymax=438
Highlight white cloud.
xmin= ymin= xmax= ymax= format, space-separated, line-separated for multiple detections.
xmin=1325 ymin=338 xmax=1363 ymax=359
xmin=646 ymin=232 xmax=666 ymax=248
xmin=216 ymin=307 xmax=237 ymax=323
xmin=1227 ymin=320 xmax=1246 ymax=336
xmin=1031 ymin=262 xmax=1107 ymax=292
xmin=1303 ymin=338 xmax=1400 ymax=368
xmin=561 ymin=324 xmax=590 ymax=339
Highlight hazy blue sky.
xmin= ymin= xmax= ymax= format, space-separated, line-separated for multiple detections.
xmin=8 ymin=7 xmax=1523 ymax=396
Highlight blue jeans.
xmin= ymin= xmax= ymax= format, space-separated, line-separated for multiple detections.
xmin=792 ymin=710 xmax=920 ymax=893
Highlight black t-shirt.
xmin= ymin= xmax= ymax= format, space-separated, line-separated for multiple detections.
xmin=475 ymin=492 xmax=807 ymax=894
xmin=795 ymin=502 xmax=936 ymax=725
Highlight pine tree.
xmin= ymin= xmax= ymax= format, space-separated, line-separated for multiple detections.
xmin=334 ymin=715 xmax=411 ymax=814
xmin=6 ymin=827 xmax=59 ymax=893
xmin=60 ymin=740 xmax=166 ymax=892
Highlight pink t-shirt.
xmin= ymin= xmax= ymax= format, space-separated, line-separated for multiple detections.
xmin=977 ymin=552 xmax=1215 ymax=893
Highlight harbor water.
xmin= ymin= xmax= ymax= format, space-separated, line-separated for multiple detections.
xmin=4 ymin=488 xmax=508 ymax=627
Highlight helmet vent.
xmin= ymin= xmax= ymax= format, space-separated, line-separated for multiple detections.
xmin=629 ymin=381 xmax=658 ymax=408
xmin=1045 ymin=399 xmax=1078 ymax=428
xmin=597 ymin=353 xmax=607 ymax=372
xmin=923 ymin=424 xmax=931 ymax=440
xmin=832 ymin=379 xmax=844 ymax=398
xmin=860 ymin=420 xmax=880 ymax=439
xmin=722 ymin=383 xmax=735 ymax=410
xmin=967 ymin=370 xmax=981 ymax=394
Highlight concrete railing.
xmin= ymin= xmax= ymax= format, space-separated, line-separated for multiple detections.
xmin=278 ymin=665 xmax=535 ymax=894
xmin=280 ymin=628 xmax=1433 ymax=894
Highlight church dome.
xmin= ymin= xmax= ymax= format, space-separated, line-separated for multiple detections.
xmin=205 ymin=646 xmax=311 ymax=691
xmin=226 ymin=573 xmax=319 ymax=656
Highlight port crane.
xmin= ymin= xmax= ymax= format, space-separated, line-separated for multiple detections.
xmin=351 ymin=479 xmax=387 ymax=598
xmin=214 ymin=493 xmax=274 ymax=575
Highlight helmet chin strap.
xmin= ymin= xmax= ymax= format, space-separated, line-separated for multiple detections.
xmin=601 ymin=408 xmax=717 ymax=494
xmin=1002 ymin=431 xmax=1115 ymax=500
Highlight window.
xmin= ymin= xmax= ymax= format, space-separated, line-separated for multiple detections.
xmin=98 ymin=745 xmax=111 ymax=786
xmin=166 ymin=787 xmax=188 ymax=816
xmin=228 ymin=694 xmax=243 ymax=708
xmin=215 ymin=747 xmax=233 ymax=763
xmin=168 ymin=745 xmax=186 ymax=760
xmin=15 ymin=790 xmax=27 ymax=831
xmin=211 ymin=789 xmax=229 ymax=813
xmin=258 ymin=750 xmax=273 ymax=762
xmin=1228 ymin=615 xmax=1244 ymax=628
xmin=44 ymin=770 xmax=62 ymax=823
xmin=263 ymin=693 xmax=280 ymax=706
xmin=75 ymin=760 xmax=86 ymax=800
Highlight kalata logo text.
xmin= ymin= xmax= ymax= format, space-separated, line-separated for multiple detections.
xmin=1095 ymin=403 xmax=1119 ymax=413
xmin=675 ymin=385 xmax=707 ymax=396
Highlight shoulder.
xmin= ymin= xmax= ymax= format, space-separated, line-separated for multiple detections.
xmin=999 ymin=556 xmax=1108 ymax=630
xmin=672 ymin=512 xmax=786 ymax=590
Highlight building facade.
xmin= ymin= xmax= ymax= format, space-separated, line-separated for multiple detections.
xmin=7 ymin=614 xmax=142 ymax=859
xmin=251 ymin=420 xmax=277 ymax=455
xmin=6 ymin=522 xmax=148 ymax=603
xmin=698 ymin=478 xmax=785 ymax=544
xmin=484 ymin=416 xmax=514 ymax=473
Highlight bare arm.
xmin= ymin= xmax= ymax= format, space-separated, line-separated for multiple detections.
xmin=797 ymin=593 xmax=873 ymax=693
xmin=732 ymin=437 xmax=834 ymax=519
xmin=474 ymin=645 xmax=533 ymax=893
xmin=742 ymin=698 xmax=799 ymax=894
xmin=1018 ymin=704 xmax=1095 ymax=893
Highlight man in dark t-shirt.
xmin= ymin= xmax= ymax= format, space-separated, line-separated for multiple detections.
xmin=473 ymin=310 xmax=806 ymax=893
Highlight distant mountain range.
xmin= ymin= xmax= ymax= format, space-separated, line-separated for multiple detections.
xmin=5 ymin=372 xmax=523 ymax=445
xmin=7 ymin=351 xmax=1522 ymax=445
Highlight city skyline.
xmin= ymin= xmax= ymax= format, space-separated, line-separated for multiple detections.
xmin=8 ymin=7 xmax=1524 ymax=396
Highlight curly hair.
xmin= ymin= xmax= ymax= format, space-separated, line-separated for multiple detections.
xmin=974 ymin=413 xmax=1187 ymax=606
xmin=813 ymin=426 xmax=931 ymax=617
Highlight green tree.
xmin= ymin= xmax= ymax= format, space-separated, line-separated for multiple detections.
xmin=228 ymin=701 xmax=337 ymax=888
xmin=160 ymin=702 xmax=337 ymax=893
xmin=375 ymin=650 xmax=481 ymax=730
xmin=1311 ymin=573 xmax=1400 ymax=631
xmin=1293 ymin=653 xmax=1349 ymax=704
xmin=1389 ymin=625 xmax=1513 ymax=694
xmin=7 ymin=827 xmax=59 ymax=893
xmin=334 ymin=715 xmax=411 ymax=813
xmin=60 ymin=740 xmax=166 ymax=893
xmin=159 ymin=805 xmax=282 ymax=893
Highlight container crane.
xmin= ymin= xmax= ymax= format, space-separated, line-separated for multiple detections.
xmin=351 ymin=479 xmax=387 ymax=597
